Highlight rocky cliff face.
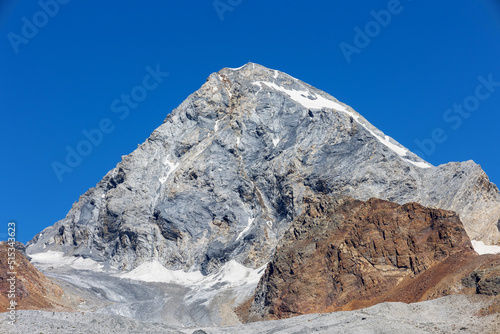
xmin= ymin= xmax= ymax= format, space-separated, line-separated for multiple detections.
xmin=244 ymin=195 xmax=500 ymax=321
xmin=27 ymin=63 xmax=500 ymax=274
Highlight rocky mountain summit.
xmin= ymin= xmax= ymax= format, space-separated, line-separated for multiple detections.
xmin=243 ymin=195 xmax=500 ymax=321
xmin=28 ymin=62 xmax=500 ymax=276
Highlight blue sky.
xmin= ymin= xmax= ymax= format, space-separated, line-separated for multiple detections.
xmin=1 ymin=0 xmax=500 ymax=243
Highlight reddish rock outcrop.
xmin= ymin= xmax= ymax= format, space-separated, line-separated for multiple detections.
xmin=244 ymin=195 xmax=500 ymax=321
xmin=0 ymin=242 xmax=71 ymax=312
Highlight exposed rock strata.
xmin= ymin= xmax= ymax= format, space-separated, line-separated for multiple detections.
xmin=246 ymin=195 xmax=500 ymax=321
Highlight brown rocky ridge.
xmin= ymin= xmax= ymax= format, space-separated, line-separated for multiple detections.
xmin=0 ymin=241 xmax=73 ymax=313
xmin=242 ymin=194 xmax=500 ymax=321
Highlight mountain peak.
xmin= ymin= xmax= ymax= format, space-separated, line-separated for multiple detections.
xmin=222 ymin=62 xmax=273 ymax=72
xmin=215 ymin=63 xmax=431 ymax=169
xmin=27 ymin=64 xmax=500 ymax=276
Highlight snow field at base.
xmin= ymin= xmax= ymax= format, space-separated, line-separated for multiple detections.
xmin=118 ymin=260 xmax=204 ymax=284
xmin=118 ymin=259 xmax=267 ymax=288
xmin=30 ymin=249 xmax=268 ymax=289
xmin=30 ymin=251 xmax=104 ymax=271
xmin=30 ymin=251 xmax=267 ymax=286
xmin=471 ymin=240 xmax=500 ymax=255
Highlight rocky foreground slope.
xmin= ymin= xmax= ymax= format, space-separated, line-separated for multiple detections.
xmin=26 ymin=63 xmax=500 ymax=276
xmin=3 ymin=295 xmax=499 ymax=334
xmin=0 ymin=242 xmax=74 ymax=312
xmin=243 ymin=195 xmax=500 ymax=321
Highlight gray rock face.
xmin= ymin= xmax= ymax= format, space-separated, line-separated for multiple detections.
xmin=27 ymin=63 xmax=500 ymax=273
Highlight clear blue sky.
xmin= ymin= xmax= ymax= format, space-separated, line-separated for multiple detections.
xmin=1 ymin=0 xmax=500 ymax=243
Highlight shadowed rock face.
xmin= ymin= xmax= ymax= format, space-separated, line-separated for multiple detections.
xmin=0 ymin=242 xmax=70 ymax=312
xmin=26 ymin=63 xmax=500 ymax=274
xmin=245 ymin=195 xmax=500 ymax=321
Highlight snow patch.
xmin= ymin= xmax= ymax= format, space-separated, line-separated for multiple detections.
xmin=405 ymin=160 xmax=431 ymax=169
xmin=273 ymin=70 xmax=279 ymax=79
xmin=382 ymin=135 xmax=407 ymax=156
xmin=71 ymin=257 xmax=105 ymax=271
xmin=359 ymin=127 xmax=431 ymax=169
xmin=253 ymin=81 xmax=347 ymax=112
xmin=252 ymin=81 xmax=431 ymax=169
xmin=30 ymin=251 xmax=104 ymax=272
xmin=236 ymin=217 xmax=255 ymax=241
xmin=161 ymin=156 xmax=180 ymax=183
xmin=118 ymin=259 xmax=267 ymax=288
xmin=202 ymin=260 xmax=266 ymax=288
xmin=255 ymin=84 xmax=263 ymax=96
xmin=227 ymin=65 xmax=245 ymax=71
xmin=119 ymin=260 xmax=204 ymax=284
xmin=29 ymin=251 xmax=68 ymax=267
xmin=471 ymin=240 xmax=500 ymax=255
xmin=272 ymin=136 xmax=280 ymax=147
